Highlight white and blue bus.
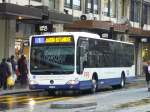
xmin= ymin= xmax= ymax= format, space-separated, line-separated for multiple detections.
xmin=29 ymin=32 xmax=135 ymax=93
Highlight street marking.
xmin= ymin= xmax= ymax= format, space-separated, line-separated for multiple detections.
xmin=24 ymin=97 xmax=73 ymax=104
xmin=0 ymin=96 xmax=31 ymax=102
xmin=1 ymin=96 xmax=53 ymax=103
xmin=0 ymin=95 xmax=12 ymax=98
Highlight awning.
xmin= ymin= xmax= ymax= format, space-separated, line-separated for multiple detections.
xmin=64 ymin=20 xmax=128 ymax=33
xmin=0 ymin=3 xmax=42 ymax=19
xmin=0 ymin=3 xmax=73 ymax=24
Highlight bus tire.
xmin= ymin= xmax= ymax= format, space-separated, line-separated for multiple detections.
xmin=91 ymin=76 xmax=98 ymax=93
xmin=120 ymin=74 xmax=126 ymax=88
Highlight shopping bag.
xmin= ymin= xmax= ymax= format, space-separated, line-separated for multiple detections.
xmin=7 ymin=75 xmax=14 ymax=86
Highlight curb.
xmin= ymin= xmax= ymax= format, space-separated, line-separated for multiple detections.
xmin=50 ymin=102 xmax=97 ymax=109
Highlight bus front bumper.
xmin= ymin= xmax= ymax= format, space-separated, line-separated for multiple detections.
xmin=29 ymin=84 xmax=80 ymax=90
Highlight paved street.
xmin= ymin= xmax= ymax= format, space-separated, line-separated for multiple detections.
xmin=1 ymin=77 xmax=150 ymax=112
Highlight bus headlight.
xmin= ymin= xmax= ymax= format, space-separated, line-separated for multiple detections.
xmin=66 ymin=78 xmax=79 ymax=85
xmin=30 ymin=80 xmax=38 ymax=85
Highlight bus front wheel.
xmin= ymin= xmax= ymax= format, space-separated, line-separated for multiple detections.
xmin=91 ymin=77 xmax=98 ymax=93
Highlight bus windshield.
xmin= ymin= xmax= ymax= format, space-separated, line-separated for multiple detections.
xmin=30 ymin=36 xmax=75 ymax=75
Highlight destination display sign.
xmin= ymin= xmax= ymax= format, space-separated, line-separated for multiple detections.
xmin=32 ymin=36 xmax=73 ymax=44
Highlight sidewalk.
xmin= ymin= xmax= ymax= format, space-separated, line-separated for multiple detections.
xmin=0 ymin=76 xmax=145 ymax=96
xmin=0 ymin=83 xmax=41 ymax=96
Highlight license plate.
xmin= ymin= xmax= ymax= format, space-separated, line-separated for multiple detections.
xmin=49 ymin=86 xmax=55 ymax=88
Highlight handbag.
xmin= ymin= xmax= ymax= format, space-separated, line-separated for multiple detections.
xmin=7 ymin=75 xmax=14 ymax=86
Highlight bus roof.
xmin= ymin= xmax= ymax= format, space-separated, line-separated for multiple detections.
xmin=30 ymin=32 xmax=134 ymax=45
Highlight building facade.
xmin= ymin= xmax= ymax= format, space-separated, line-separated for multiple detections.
xmin=0 ymin=0 xmax=73 ymax=59
xmin=63 ymin=0 xmax=150 ymax=76
xmin=0 ymin=0 xmax=150 ymax=76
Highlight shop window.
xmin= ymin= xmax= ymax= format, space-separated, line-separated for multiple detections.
xmin=142 ymin=43 xmax=150 ymax=62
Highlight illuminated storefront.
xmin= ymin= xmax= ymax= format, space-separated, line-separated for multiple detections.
xmin=142 ymin=41 xmax=150 ymax=62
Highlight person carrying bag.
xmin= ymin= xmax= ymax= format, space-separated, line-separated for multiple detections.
xmin=6 ymin=58 xmax=15 ymax=89
xmin=7 ymin=75 xmax=14 ymax=88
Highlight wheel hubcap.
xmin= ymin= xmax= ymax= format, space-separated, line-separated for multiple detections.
xmin=121 ymin=78 xmax=124 ymax=87
xmin=92 ymin=79 xmax=97 ymax=92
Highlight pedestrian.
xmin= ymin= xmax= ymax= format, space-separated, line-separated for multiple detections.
xmin=6 ymin=58 xmax=14 ymax=89
xmin=17 ymin=55 xmax=28 ymax=86
xmin=0 ymin=58 xmax=10 ymax=90
xmin=10 ymin=55 xmax=17 ymax=74
xmin=143 ymin=60 xmax=150 ymax=91
xmin=10 ymin=55 xmax=17 ymax=82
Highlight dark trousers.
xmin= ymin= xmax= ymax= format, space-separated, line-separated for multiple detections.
xmin=1 ymin=76 xmax=7 ymax=90
xmin=20 ymin=74 xmax=27 ymax=85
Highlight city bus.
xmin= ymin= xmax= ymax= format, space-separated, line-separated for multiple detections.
xmin=28 ymin=32 xmax=135 ymax=93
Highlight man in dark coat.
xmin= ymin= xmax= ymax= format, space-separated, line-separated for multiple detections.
xmin=17 ymin=55 xmax=28 ymax=85
xmin=0 ymin=58 xmax=10 ymax=90
xmin=144 ymin=61 xmax=150 ymax=91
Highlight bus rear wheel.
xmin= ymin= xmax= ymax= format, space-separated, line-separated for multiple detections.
xmin=120 ymin=75 xmax=126 ymax=88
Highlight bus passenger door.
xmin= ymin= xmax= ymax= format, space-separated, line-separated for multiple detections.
xmin=77 ymin=38 xmax=89 ymax=74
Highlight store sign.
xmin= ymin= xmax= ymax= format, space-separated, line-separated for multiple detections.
xmin=141 ymin=38 xmax=147 ymax=42
xmin=23 ymin=41 xmax=29 ymax=46
xmin=102 ymin=33 xmax=108 ymax=38
xmin=35 ymin=24 xmax=53 ymax=32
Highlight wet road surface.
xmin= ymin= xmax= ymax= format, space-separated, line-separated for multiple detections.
xmin=0 ymin=81 xmax=144 ymax=111
xmin=0 ymin=92 xmax=72 ymax=111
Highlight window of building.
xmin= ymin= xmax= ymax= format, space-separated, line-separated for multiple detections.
xmin=147 ymin=6 xmax=150 ymax=25
xmin=85 ymin=0 xmax=98 ymax=14
xmin=73 ymin=0 xmax=81 ymax=10
xmin=49 ymin=0 xmax=55 ymax=9
xmin=32 ymin=0 xmax=42 ymax=2
xmin=85 ymin=0 xmax=92 ymax=13
xmin=64 ymin=0 xmax=72 ymax=8
xmin=109 ymin=0 xmax=116 ymax=17
xmin=102 ymin=0 xmax=116 ymax=17
xmin=130 ymin=0 xmax=140 ymax=22
xmin=143 ymin=4 xmax=147 ymax=24
xmin=93 ymin=0 xmax=98 ymax=14
xmin=64 ymin=0 xmax=81 ymax=10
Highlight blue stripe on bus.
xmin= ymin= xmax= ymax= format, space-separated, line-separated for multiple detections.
xmin=79 ymin=80 xmax=92 ymax=90
xmin=98 ymin=78 xmax=121 ymax=86
xmin=99 ymin=76 xmax=135 ymax=86
xmin=29 ymin=76 xmax=135 ymax=90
